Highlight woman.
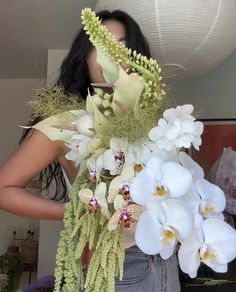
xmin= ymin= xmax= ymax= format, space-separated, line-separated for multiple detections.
xmin=0 ymin=10 xmax=180 ymax=291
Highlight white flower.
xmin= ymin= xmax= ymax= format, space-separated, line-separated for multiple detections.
xmin=73 ymin=110 xmax=94 ymax=137
xmin=130 ymin=156 xmax=192 ymax=206
xmin=78 ymin=182 xmax=110 ymax=218
xmin=163 ymin=104 xmax=195 ymax=122
xmin=108 ymin=204 xmax=142 ymax=231
xmin=166 ymin=119 xmax=203 ymax=150
xmin=135 ymin=199 xmax=193 ymax=258
xmin=178 ymin=151 xmax=204 ymax=181
xmin=148 ymin=119 xmax=174 ymax=151
xmin=194 ymin=179 xmax=226 ymax=220
xmin=182 ymin=178 xmax=226 ymax=228
xmin=86 ymin=152 xmax=104 ymax=183
xmin=148 ymin=105 xmax=204 ymax=151
xmin=178 ymin=218 xmax=236 ymax=278
xmin=123 ymin=143 xmax=156 ymax=174
xmin=65 ymin=134 xmax=91 ymax=167
xmin=102 ymin=138 xmax=130 ymax=175
xmin=108 ymin=167 xmax=135 ymax=206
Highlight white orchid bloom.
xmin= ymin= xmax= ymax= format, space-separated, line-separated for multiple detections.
xmin=178 ymin=151 xmax=204 ymax=181
xmin=102 ymin=138 xmax=130 ymax=175
xmin=195 ymin=179 xmax=226 ymax=220
xmin=130 ymin=156 xmax=192 ymax=206
xmin=135 ymin=199 xmax=193 ymax=258
xmin=178 ymin=218 xmax=236 ymax=278
xmin=166 ymin=118 xmax=202 ymax=150
xmin=107 ymin=204 xmax=142 ymax=231
xmin=78 ymin=182 xmax=110 ymax=219
xmin=148 ymin=105 xmax=203 ymax=151
xmin=123 ymin=143 xmax=157 ymax=174
xmin=108 ymin=166 xmax=135 ymax=206
xmin=148 ymin=119 xmax=175 ymax=151
xmin=86 ymin=152 xmax=104 ymax=184
xmin=73 ymin=111 xmax=94 ymax=137
xmin=182 ymin=178 xmax=226 ymax=229
xmin=65 ymin=134 xmax=91 ymax=167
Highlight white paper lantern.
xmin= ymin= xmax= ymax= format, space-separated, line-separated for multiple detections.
xmin=96 ymin=0 xmax=236 ymax=79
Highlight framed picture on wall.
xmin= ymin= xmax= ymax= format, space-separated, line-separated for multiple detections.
xmin=191 ymin=119 xmax=236 ymax=176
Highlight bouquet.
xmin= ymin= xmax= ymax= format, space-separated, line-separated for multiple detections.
xmin=31 ymin=8 xmax=236 ymax=292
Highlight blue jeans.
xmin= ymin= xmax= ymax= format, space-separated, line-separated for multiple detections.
xmin=115 ymin=245 xmax=180 ymax=292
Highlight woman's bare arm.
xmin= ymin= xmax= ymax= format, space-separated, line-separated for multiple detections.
xmin=0 ymin=130 xmax=67 ymax=220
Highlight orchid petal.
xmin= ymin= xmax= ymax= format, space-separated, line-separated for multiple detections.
xmin=178 ymin=151 xmax=204 ymax=180
xmin=130 ymin=168 xmax=155 ymax=205
xmin=135 ymin=210 xmax=163 ymax=255
xmin=146 ymin=156 xmax=163 ymax=181
xmin=178 ymin=229 xmax=203 ymax=278
xmin=161 ymin=162 xmax=192 ymax=198
xmin=108 ymin=176 xmax=124 ymax=203
xmin=78 ymin=188 xmax=93 ymax=204
xmin=114 ymin=195 xmax=128 ymax=210
xmin=107 ymin=210 xmax=120 ymax=231
xmin=161 ymin=199 xmax=193 ymax=240
xmin=195 ymin=179 xmax=226 ymax=212
xmin=160 ymin=245 xmax=176 ymax=260
xmin=202 ymin=218 xmax=236 ymax=263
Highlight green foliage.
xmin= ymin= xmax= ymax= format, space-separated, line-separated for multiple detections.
xmin=29 ymin=85 xmax=84 ymax=119
xmin=0 ymin=253 xmax=23 ymax=292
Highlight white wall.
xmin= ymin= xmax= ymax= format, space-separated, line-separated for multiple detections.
xmin=0 ymin=79 xmax=43 ymax=255
xmin=170 ymin=50 xmax=236 ymax=119
xmin=37 ymin=50 xmax=68 ymax=278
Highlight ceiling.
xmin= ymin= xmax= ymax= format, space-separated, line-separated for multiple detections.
xmin=0 ymin=0 xmax=97 ymax=79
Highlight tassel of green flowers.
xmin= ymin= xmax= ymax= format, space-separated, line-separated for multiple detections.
xmin=54 ymin=172 xmax=89 ymax=291
xmin=84 ymin=227 xmax=124 ymax=292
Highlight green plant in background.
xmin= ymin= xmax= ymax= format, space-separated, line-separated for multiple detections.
xmin=0 ymin=253 xmax=24 ymax=292
xmin=0 ymin=274 xmax=9 ymax=292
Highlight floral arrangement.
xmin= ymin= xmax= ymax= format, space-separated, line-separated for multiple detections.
xmin=31 ymin=8 xmax=236 ymax=292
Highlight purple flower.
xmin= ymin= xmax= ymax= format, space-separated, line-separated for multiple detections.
xmin=22 ymin=275 xmax=55 ymax=292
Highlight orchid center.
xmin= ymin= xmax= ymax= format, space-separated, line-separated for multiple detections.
xmin=153 ymin=184 xmax=168 ymax=198
xmin=118 ymin=181 xmax=131 ymax=201
xmin=134 ymin=163 xmax=143 ymax=173
xmin=86 ymin=170 xmax=97 ymax=185
xmin=88 ymin=197 xmax=100 ymax=214
xmin=201 ymin=249 xmax=217 ymax=262
xmin=199 ymin=202 xmax=214 ymax=218
xmin=118 ymin=208 xmax=135 ymax=229
xmin=114 ymin=150 xmax=125 ymax=171
xmin=160 ymin=229 xmax=176 ymax=244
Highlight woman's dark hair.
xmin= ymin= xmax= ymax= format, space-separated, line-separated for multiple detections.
xmin=21 ymin=9 xmax=151 ymax=202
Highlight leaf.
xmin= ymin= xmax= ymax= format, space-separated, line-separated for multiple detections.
xmin=32 ymin=110 xmax=80 ymax=142
xmin=112 ymin=67 xmax=144 ymax=117
xmin=86 ymin=90 xmax=109 ymax=134
xmin=97 ymin=47 xmax=119 ymax=83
